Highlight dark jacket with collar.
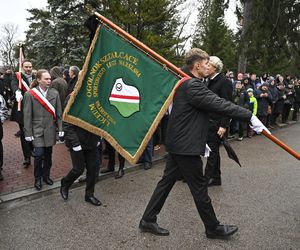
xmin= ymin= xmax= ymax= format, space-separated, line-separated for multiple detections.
xmin=63 ymin=95 xmax=98 ymax=150
xmin=232 ymin=88 xmax=248 ymax=107
xmin=207 ymin=73 xmax=233 ymax=128
xmin=67 ymin=76 xmax=78 ymax=96
xmin=269 ymin=84 xmax=279 ymax=104
xmin=255 ymin=87 xmax=273 ymax=116
xmin=294 ymin=84 xmax=300 ymax=102
xmin=165 ymin=77 xmax=252 ymax=156
xmin=10 ymin=72 xmax=35 ymax=124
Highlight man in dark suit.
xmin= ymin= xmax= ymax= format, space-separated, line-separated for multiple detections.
xmin=205 ymin=56 xmax=233 ymax=186
xmin=139 ymin=48 xmax=268 ymax=239
xmin=11 ymin=59 xmax=34 ymax=167
xmin=66 ymin=66 xmax=79 ymax=95
xmin=60 ymin=88 xmax=102 ymax=206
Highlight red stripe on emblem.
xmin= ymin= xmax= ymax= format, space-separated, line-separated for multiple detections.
xmin=110 ymin=94 xmax=140 ymax=100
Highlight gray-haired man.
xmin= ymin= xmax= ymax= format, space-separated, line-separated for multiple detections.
xmin=205 ymin=56 xmax=233 ymax=186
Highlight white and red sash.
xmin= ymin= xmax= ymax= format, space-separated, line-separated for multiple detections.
xmin=29 ymin=88 xmax=56 ymax=120
xmin=15 ymin=72 xmax=30 ymax=92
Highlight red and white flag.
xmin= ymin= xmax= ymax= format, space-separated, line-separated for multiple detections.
xmin=18 ymin=46 xmax=26 ymax=92
xmin=18 ymin=46 xmax=25 ymax=72
xmin=15 ymin=72 xmax=30 ymax=92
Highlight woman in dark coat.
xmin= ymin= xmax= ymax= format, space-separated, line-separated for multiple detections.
xmin=282 ymin=82 xmax=295 ymax=123
xmin=255 ymin=83 xmax=272 ymax=125
xmin=292 ymin=79 xmax=300 ymax=121
xmin=50 ymin=66 xmax=68 ymax=107
xmin=273 ymin=83 xmax=286 ymax=125
xmin=268 ymin=78 xmax=279 ymax=127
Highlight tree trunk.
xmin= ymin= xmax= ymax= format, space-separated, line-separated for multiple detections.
xmin=238 ymin=0 xmax=252 ymax=73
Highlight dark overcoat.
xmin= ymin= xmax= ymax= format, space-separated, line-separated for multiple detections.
xmin=207 ymin=73 xmax=233 ymax=128
xmin=165 ymin=78 xmax=252 ymax=156
xmin=10 ymin=73 xmax=34 ymax=124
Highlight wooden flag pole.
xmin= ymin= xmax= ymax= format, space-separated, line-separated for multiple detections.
xmin=17 ymin=45 xmax=24 ymax=111
xmin=93 ymin=11 xmax=300 ymax=161
xmin=17 ymin=72 xmax=22 ymax=111
xmin=261 ymin=130 xmax=300 ymax=160
xmin=93 ymin=12 xmax=189 ymax=79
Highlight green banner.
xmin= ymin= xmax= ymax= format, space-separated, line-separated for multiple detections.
xmin=63 ymin=25 xmax=180 ymax=163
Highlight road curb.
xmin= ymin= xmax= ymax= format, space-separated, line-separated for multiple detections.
xmin=0 ymin=154 xmax=167 ymax=209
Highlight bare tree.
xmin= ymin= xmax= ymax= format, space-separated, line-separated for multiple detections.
xmin=0 ymin=23 xmax=19 ymax=69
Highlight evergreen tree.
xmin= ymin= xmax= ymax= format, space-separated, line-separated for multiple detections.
xmin=192 ymin=0 xmax=237 ymax=72
xmin=98 ymin=0 xmax=186 ymax=65
xmin=25 ymin=1 xmax=93 ymax=69
xmin=24 ymin=0 xmax=187 ymax=69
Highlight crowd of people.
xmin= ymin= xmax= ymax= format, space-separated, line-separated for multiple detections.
xmin=226 ymin=71 xmax=300 ymax=141
xmin=0 ymin=46 xmax=298 ymax=238
xmin=0 ymin=61 xmax=154 ymax=194
xmin=0 ymin=60 xmax=299 ymax=184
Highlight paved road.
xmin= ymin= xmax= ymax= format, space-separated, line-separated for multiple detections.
xmin=0 ymin=121 xmax=165 ymax=194
xmin=0 ymin=124 xmax=299 ymax=250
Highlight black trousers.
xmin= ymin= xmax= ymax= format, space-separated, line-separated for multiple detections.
xmin=161 ymin=115 xmax=169 ymax=145
xmin=19 ymin=124 xmax=32 ymax=159
xmin=282 ymin=103 xmax=292 ymax=123
xmin=292 ymin=101 xmax=300 ymax=120
xmin=62 ymin=148 xmax=97 ymax=197
xmin=34 ymin=146 xmax=52 ymax=179
xmin=140 ymin=138 xmax=153 ymax=163
xmin=205 ymin=126 xmax=222 ymax=180
xmin=142 ymin=153 xmax=220 ymax=231
xmin=106 ymin=142 xmax=125 ymax=170
xmin=257 ymin=115 xmax=267 ymax=126
xmin=153 ymin=123 xmax=162 ymax=146
xmin=231 ymin=119 xmax=245 ymax=137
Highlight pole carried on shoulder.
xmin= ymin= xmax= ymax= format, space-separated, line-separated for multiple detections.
xmin=91 ymin=10 xmax=300 ymax=161
xmin=92 ymin=11 xmax=188 ymax=79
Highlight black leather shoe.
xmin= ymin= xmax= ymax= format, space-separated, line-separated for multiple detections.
xmin=23 ymin=157 xmax=31 ymax=168
xmin=34 ymin=178 xmax=42 ymax=191
xmin=206 ymin=224 xmax=238 ymax=239
xmin=115 ymin=169 xmax=124 ymax=179
xmin=85 ymin=195 xmax=102 ymax=206
xmin=43 ymin=177 xmax=54 ymax=185
xmin=144 ymin=162 xmax=152 ymax=170
xmin=139 ymin=219 xmax=169 ymax=236
xmin=60 ymin=179 xmax=69 ymax=200
xmin=0 ymin=171 xmax=3 ymax=181
xmin=100 ymin=168 xmax=115 ymax=174
xmin=207 ymin=178 xmax=222 ymax=187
